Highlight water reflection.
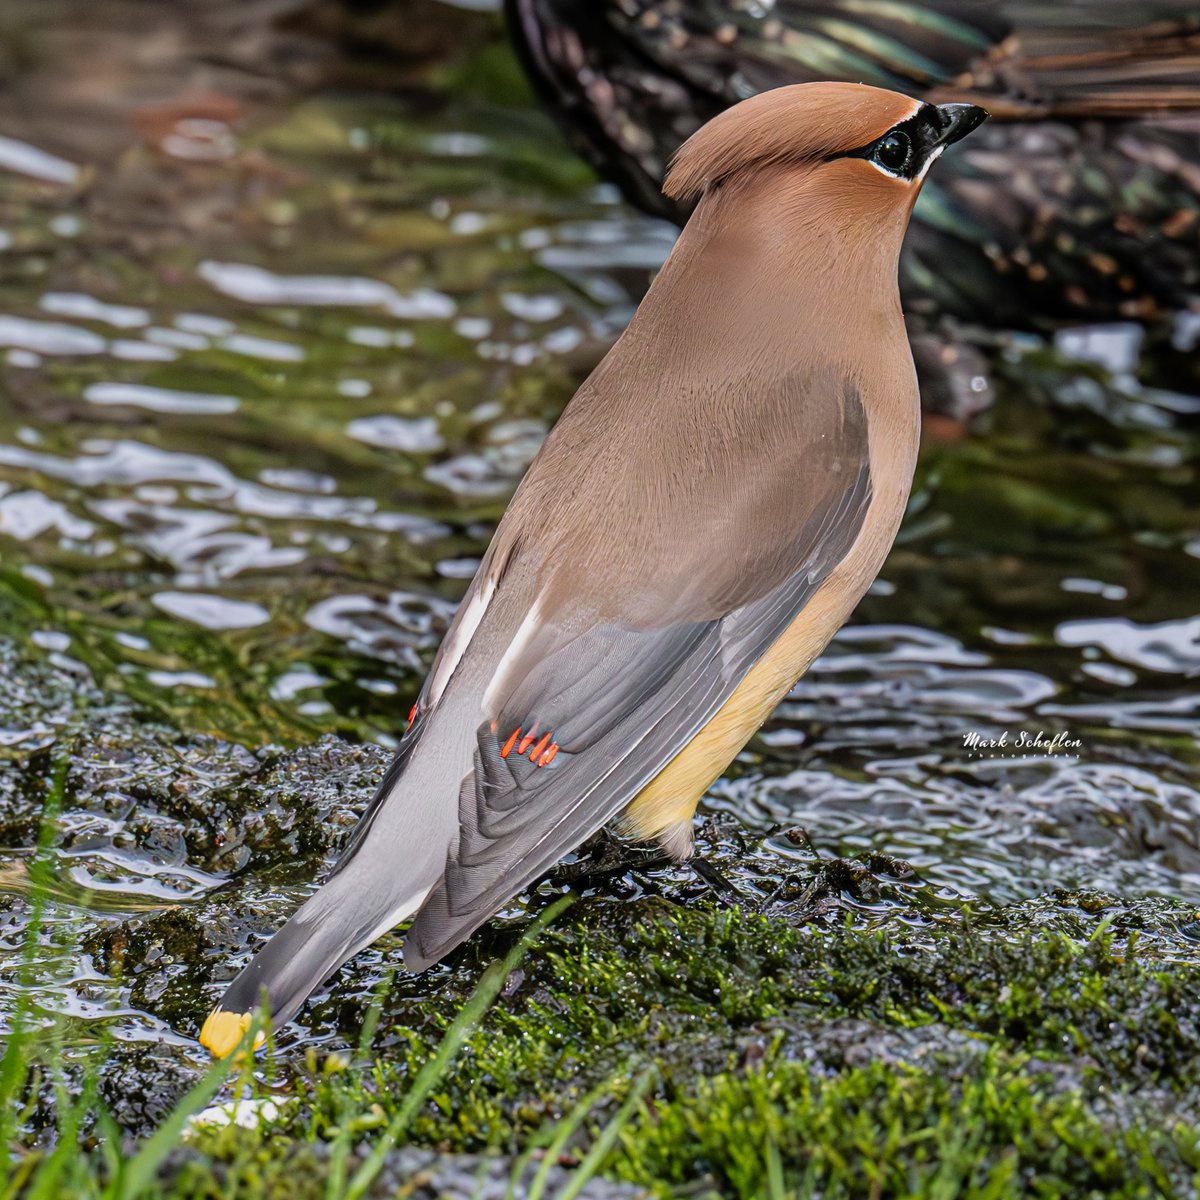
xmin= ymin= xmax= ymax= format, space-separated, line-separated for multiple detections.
xmin=84 ymin=383 xmax=240 ymax=415
xmin=199 ymin=260 xmax=459 ymax=318
xmin=0 ymin=134 xmax=79 ymax=185
xmin=1056 ymin=615 xmax=1200 ymax=675
xmin=722 ymin=629 xmax=1200 ymax=903
xmin=0 ymin=89 xmax=674 ymax=760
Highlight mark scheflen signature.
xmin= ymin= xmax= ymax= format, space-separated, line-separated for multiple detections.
xmin=962 ymin=729 xmax=1083 ymax=759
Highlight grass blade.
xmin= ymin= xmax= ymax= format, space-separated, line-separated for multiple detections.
xmin=520 ymin=1071 xmax=631 ymax=1200
xmin=344 ymin=893 xmax=574 ymax=1200
xmin=553 ymin=1068 xmax=655 ymax=1200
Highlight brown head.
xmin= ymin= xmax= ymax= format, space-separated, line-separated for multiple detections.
xmin=665 ymin=81 xmax=986 ymax=209
xmin=643 ymin=83 xmax=987 ymax=352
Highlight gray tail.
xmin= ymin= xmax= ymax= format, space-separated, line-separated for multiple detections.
xmin=200 ymin=868 xmax=433 ymax=1056
xmin=198 ymin=708 xmax=475 ymax=1056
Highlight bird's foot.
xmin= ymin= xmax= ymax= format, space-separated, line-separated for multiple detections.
xmin=689 ymin=856 xmax=747 ymax=908
xmin=551 ymin=828 xmax=669 ymax=886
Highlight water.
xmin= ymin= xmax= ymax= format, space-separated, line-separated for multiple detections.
xmin=0 ymin=9 xmax=1198 ymax=1089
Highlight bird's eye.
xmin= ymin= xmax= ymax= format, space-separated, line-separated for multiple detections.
xmin=873 ymin=131 xmax=912 ymax=174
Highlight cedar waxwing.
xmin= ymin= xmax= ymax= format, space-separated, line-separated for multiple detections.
xmin=200 ymin=82 xmax=987 ymax=1057
xmin=507 ymin=0 xmax=1200 ymax=325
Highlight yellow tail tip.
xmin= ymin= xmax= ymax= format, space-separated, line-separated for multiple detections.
xmin=199 ymin=1008 xmax=266 ymax=1059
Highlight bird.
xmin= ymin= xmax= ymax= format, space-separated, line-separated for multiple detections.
xmin=199 ymin=82 xmax=987 ymax=1058
xmin=506 ymin=0 xmax=1200 ymax=327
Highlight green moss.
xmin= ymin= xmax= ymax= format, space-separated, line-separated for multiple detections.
xmin=8 ymin=878 xmax=1200 ymax=1196
xmin=145 ymin=894 xmax=1199 ymax=1198
xmin=611 ymin=1053 xmax=1200 ymax=1198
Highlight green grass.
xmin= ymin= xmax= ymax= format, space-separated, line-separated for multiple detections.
xmin=6 ymin=889 xmax=646 ymax=1199
xmin=8 ymin=881 xmax=1200 ymax=1197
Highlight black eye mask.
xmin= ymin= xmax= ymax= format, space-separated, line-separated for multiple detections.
xmin=835 ymin=102 xmax=987 ymax=181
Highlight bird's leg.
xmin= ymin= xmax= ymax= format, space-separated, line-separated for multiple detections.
xmin=689 ymin=856 xmax=746 ymax=908
xmin=550 ymin=828 xmax=669 ymax=886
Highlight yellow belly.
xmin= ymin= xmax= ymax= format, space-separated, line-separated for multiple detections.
xmin=619 ymin=571 xmax=860 ymax=855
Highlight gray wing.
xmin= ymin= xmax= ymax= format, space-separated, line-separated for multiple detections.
xmin=403 ymin=458 xmax=871 ymax=969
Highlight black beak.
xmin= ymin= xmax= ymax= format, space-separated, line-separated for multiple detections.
xmin=934 ymin=103 xmax=988 ymax=148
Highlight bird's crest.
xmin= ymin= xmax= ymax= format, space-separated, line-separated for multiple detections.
xmin=664 ymin=82 xmax=922 ymax=202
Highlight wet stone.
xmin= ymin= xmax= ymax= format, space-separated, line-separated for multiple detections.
xmin=158 ymin=1142 xmax=649 ymax=1200
xmin=98 ymin=1046 xmax=202 ymax=1140
xmin=62 ymin=729 xmax=391 ymax=879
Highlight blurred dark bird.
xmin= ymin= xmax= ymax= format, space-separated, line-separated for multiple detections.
xmin=200 ymin=83 xmax=985 ymax=1056
xmin=506 ymin=0 xmax=1200 ymax=327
